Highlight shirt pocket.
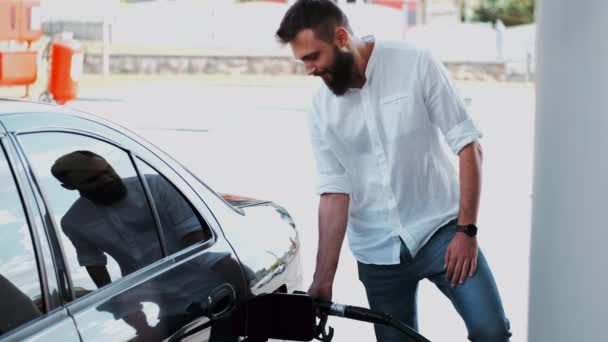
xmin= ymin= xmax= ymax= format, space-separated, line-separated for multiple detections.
xmin=378 ymin=93 xmax=422 ymax=137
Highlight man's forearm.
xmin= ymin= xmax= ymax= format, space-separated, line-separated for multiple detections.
xmin=458 ymin=141 xmax=483 ymax=225
xmin=86 ymin=265 xmax=112 ymax=288
xmin=313 ymin=193 xmax=350 ymax=286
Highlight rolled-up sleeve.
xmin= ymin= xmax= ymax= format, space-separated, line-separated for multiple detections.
xmin=309 ymin=105 xmax=352 ymax=195
xmin=420 ymin=50 xmax=482 ymax=154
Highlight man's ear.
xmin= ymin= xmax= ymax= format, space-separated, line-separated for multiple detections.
xmin=334 ymin=27 xmax=350 ymax=49
xmin=61 ymin=183 xmax=76 ymax=190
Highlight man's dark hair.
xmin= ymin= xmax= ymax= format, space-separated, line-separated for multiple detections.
xmin=51 ymin=150 xmax=104 ymax=185
xmin=276 ymin=0 xmax=352 ymax=44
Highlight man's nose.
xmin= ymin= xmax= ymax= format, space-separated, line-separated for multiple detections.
xmin=304 ymin=62 xmax=317 ymax=76
xmin=97 ymin=172 xmax=115 ymax=185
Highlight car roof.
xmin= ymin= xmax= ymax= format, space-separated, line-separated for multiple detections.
xmin=0 ymin=97 xmax=76 ymax=115
xmin=0 ymin=97 xmax=123 ymax=132
xmin=0 ymin=97 xmax=246 ymax=216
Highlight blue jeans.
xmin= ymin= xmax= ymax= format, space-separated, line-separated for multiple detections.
xmin=357 ymin=220 xmax=511 ymax=342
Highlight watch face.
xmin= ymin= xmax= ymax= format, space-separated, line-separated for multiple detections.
xmin=465 ymin=224 xmax=478 ymax=237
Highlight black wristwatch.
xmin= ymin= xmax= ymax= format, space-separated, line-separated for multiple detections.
xmin=456 ymin=223 xmax=478 ymax=237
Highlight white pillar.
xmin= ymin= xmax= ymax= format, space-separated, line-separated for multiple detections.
xmin=529 ymin=1 xmax=608 ymax=341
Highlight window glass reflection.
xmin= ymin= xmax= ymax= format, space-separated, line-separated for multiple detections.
xmin=18 ymin=133 xmax=164 ymax=298
xmin=135 ymin=158 xmax=212 ymax=254
xmin=0 ymin=146 xmax=43 ymax=335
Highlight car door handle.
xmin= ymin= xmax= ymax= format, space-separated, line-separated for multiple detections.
xmin=208 ymin=283 xmax=237 ymax=320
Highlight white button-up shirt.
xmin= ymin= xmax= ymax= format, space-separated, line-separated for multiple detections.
xmin=309 ymin=39 xmax=482 ymax=264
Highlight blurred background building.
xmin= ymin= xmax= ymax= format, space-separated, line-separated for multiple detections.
xmin=37 ymin=0 xmax=535 ymax=81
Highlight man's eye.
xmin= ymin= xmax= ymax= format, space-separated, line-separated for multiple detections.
xmin=302 ymin=53 xmax=319 ymax=62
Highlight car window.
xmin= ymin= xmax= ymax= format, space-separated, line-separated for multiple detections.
xmin=17 ymin=132 xmax=164 ymax=300
xmin=135 ymin=158 xmax=213 ymax=254
xmin=0 ymin=144 xmax=44 ymax=336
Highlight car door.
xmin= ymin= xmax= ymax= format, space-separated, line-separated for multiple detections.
xmin=0 ymin=134 xmax=80 ymax=342
xmin=2 ymin=112 xmax=250 ymax=342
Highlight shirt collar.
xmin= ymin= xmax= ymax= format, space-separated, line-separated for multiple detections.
xmin=362 ymin=35 xmax=378 ymax=81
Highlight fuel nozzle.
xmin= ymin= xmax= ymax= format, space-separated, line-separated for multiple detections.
xmin=312 ymin=298 xmax=431 ymax=342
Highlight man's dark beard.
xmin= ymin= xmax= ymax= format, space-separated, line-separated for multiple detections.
xmin=82 ymin=179 xmax=128 ymax=206
xmin=322 ymin=46 xmax=356 ymax=96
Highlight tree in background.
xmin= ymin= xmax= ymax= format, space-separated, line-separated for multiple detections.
xmin=473 ymin=0 xmax=534 ymax=26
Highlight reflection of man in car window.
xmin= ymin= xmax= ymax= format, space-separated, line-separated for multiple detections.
xmin=50 ymin=150 xmax=227 ymax=339
xmin=51 ymin=150 xmax=209 ymax=281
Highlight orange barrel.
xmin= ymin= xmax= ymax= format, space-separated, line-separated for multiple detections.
xmin=48 ymin=37 xmax=83 ymax=104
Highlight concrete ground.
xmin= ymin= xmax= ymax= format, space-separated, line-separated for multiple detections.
xmin=12 ymin=75 xmax=535 ymax=341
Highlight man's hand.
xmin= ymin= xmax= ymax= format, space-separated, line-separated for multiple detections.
xmin=307 ymin=280 xmax=333 ymax=302
xmin=444 ymin=232 xmax=478 ymax=287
